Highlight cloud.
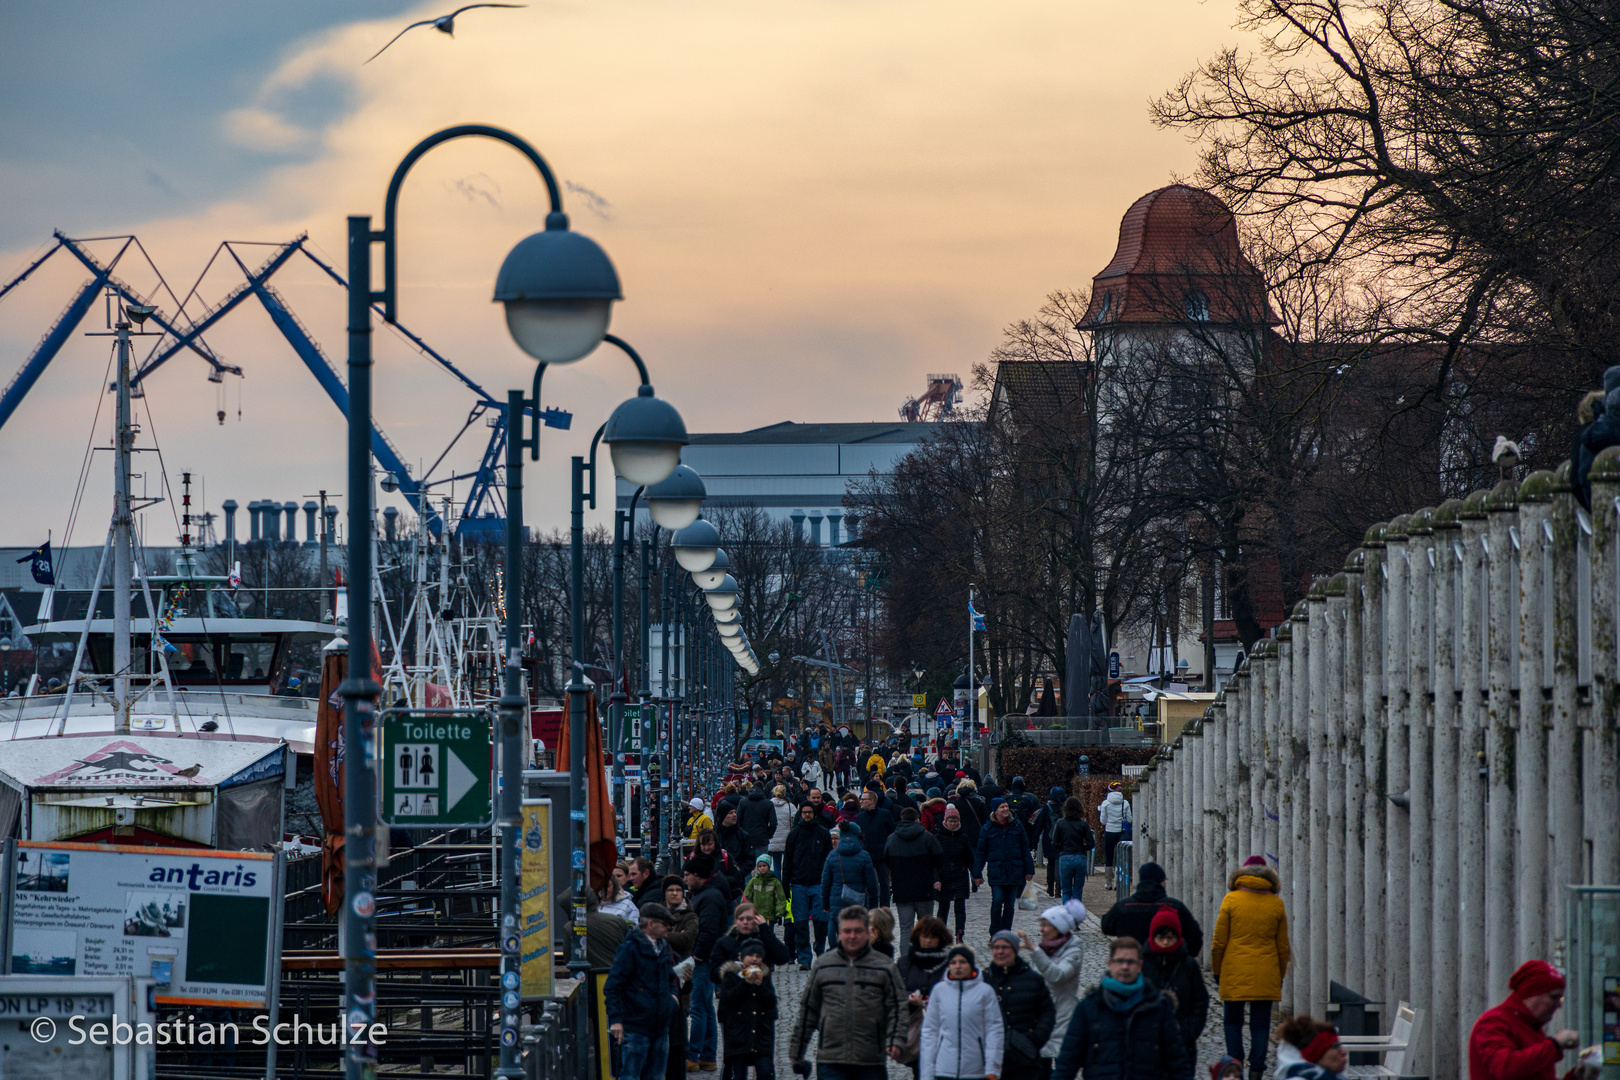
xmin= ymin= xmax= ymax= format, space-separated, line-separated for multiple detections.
xmin=221 ymin=106 xmax=316 ymax=154
xmin=564 ymin=180 xmax=612 ymax=222
xmin=449 ymin=173 xmax=502 ymax=208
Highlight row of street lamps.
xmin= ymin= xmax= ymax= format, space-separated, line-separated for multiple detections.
xmin=340 ymin=124 xmax=756 ymax=1080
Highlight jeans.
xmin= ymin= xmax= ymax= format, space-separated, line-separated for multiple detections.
xmin=1223 ymin=1000 xmax=1273 ymax=1067
xmin=989 ymin=884 xmax=1016 ymax=933
xmin=817 ymin=1066 xmax=887 ymax=1080
xmin=788 ymin=884 xmax=826 ymax=964
xmin=687 ymin=961 xmax=718 ymax=1064
xmin=875 ymin=863 xmax=892 ymax=907
xmin=895 ymin=900 xmax=933 ymax=942
xmin=619 ymin=1030 xmax=670 ymax=1080
xmin=1058 ymin=854 xmax=1087 ymax=903
xmin=937 ymin=896 xmax=967 ymax=938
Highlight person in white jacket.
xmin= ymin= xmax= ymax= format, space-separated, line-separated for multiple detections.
xmin=921 ymin=945 xmax=1005 ymax=1080
xmin=1018 ymin=902 xmax=1087 ymax=1060
xmin=767 ymin=786 xmax=794 ymax=871
xmin=802 ymin=758 xmax=824 ymax=791
xmin=1096 ymin=786 xmax=1132 ymax=887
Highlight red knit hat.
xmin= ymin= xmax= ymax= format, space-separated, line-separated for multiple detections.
xmin=1148 ymin=905 xmax=1182 ymax=951
xmin=1508 ymin=960 xmax=1565 ymax=999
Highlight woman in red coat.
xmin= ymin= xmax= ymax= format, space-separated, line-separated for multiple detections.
xmin=1467 ymin=960 xmax=1583 ymax=1080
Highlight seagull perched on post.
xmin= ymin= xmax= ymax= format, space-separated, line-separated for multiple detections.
xmin=1492 ymin=435 xmax=1523 ymax=480
xmin=366 ymin=4 xmax=526 ymax=63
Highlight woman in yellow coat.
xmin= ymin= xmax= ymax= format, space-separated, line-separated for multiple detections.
xmin=1210 ymin=856 xmax=1290 ymax=1079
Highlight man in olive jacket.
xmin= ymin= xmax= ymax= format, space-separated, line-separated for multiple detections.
xmin=790 ymin=905 xmax=908 ymax=1080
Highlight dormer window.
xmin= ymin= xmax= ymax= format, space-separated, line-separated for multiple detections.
xmin=1094 ymin=292 xmax=1113 ymax=323
xmin=1184 ymin=290 xmax=1210 ymax=321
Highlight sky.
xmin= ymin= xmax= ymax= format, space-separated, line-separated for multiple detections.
xmin=0 ymin=0 xmax=1252 ymax=547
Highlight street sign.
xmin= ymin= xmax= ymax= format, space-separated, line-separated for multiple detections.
xmin=913 ymin=693 xmax=928 ymax=709
xmin=380 ymin=710 xmax=493 ymax=826
xmin=935 ymin=698 xmax=954 ymax=718
xmin=1109 ymin=651 xmax=1120 ymax=679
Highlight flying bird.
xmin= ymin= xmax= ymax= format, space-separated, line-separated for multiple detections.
xmin=366 ymin=4 xmax=526 ymax=64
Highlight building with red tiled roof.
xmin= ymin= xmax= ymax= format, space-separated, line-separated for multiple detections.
xmin=1079 ymin=185 xmax=1275 ymax=328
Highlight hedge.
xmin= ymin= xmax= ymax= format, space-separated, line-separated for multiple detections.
xmin=995 ymin=746 xmax=1156 ymax=841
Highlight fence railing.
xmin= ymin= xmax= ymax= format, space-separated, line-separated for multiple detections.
xmin=1129 ymin=453 xmax=1620 ymax=1080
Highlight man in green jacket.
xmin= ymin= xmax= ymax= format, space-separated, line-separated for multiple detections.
xmin=789 ymin=905 xmax=908 ymax=1080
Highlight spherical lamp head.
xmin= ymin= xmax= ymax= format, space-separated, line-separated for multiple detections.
xmin=716 ymin=621 xmax=741 ymax=638
xmin=646 ymin=465 xmax=706 ymax=530
xmin=494 ymin=214 xmax=621 ymax=364
xmin=604 ymin=385 xmax=688 ymax=486
xmin=690 ymin=547 xmax=730 ymax=591
xmin=712 ymin=605 xmax=740 ymax=625
xmin=704 ymin=575 xmax=738 ymax=612
xmin=672 ymin=519 xmax=721 ymax=572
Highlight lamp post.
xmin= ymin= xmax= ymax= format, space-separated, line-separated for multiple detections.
xmin=344 ymin=124 xmax=620 ymax=1080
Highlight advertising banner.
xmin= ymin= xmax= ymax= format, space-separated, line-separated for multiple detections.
xmin=2 ymin=840 xmax=282 ymax=1009
xmin=520 ymin=800 xmax=553 ymax=999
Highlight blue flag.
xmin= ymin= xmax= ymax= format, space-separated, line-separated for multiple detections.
xmin=968 ymin=600 xmax=986 ymax=632
xmin=16 ymin=541 xmax=53 ymax=586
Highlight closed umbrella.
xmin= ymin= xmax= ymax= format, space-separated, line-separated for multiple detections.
xmin=1089 ymin=610 xmax=1111 ymax=719
xmin=1065 ymin=613 xmax=1090 ymax=729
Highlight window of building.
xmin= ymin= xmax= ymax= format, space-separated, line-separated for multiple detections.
xmin=1184 ymin=290 xmax=1210 ymax=322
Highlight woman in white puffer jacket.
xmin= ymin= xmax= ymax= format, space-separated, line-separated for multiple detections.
xmin=920 ymin=946 xmax=1005 ymax=1080
xmin=767 ymin=785 xmax=794 ymax=871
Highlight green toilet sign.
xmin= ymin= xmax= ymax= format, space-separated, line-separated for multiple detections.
xmin=379 ymin=710 xmax=493 ymax=826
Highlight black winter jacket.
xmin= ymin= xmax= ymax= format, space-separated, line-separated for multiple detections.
xmin=738 ymin=788 xmax=778 ymax=854
xmin=716 ymin=825 xmax=750 ymax=897
xmin=1099 ymin=884 xmax=1205 ymax=958
xmin=935 ymin=825 xmax=976 ymax=900
xmin=973 ymin=818 xmax=1034 ymax=887
xmin=1050 ymin=818 xmax=1096 ymax=857
xmin=690 ymin=878 xmax=732 ymax=962
xmin=883 ymin=821 xmax=942 ymax=902
xmin=1142 ymin=945 xmax=1209 ymax=1048
xmin=948 ymin=795 xmax=983 ymax=852
xmin=603 ymin=928 xmax=679 ymax=1037
xmin=855 ymin=807 xmax=898 ymax=866
xmin=708 ymin=923 xmax=793 ymax=983
xmin=716 ymin=961 xmax=778 ymax=1056
xmin=984 ymin=957 xmax=1056 ymax=1077
xmin=896 ymin=943 xmax=949 ymax=998
xmin=783 ymin=819 xmax=834 ymax=887
xmin=1051 ymin=984 xmax=1192 ymax=1080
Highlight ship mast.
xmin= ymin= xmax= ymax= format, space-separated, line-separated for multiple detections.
xmin=111 ymin=308 xmax=134 ymax=733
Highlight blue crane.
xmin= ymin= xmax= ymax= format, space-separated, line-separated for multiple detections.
xmin=0 ymin=232 xmax=570 ymax=538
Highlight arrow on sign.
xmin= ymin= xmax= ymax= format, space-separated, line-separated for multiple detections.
xmin=447 ymin=747 xmax=477 ymax=813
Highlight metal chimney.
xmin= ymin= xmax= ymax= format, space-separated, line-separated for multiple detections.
xmin=791 ymin=509 xmax=805 ymax=540
xmin=262 ymin=501 xmax=280 ymax=542
xmin=303 ymin=502 xmax=319 ymax=545
xmin=827 ymin=511 xmax=842 ymax=548
xmin=222 ymin=500 xmax=238 ymax=543
xmin=383 ymin=506 xmax=399 ymax=542
xmin=284 ymin=502 xmax=299 ymax=542
xmin=248 ymin=500 xmax=263 ymax=542
xmin=809 ymin=511 xmax=823 ymax=547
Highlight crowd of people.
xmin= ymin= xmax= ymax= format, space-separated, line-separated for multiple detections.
xmin=599 ymin=729 xmax=1597 ymax=1080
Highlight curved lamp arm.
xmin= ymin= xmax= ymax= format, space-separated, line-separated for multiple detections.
xmin=523 ymin=333 xmax=655 ymax=460
xmin=378 ymin=124 xmax=565 ymax=323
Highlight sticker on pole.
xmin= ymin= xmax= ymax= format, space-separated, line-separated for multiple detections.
xmin=379 ymin=709 xmax=493 ymax=826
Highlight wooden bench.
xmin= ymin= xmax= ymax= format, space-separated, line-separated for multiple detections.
xmin=1339 ymin=1000 xmax=1425 ymax=1079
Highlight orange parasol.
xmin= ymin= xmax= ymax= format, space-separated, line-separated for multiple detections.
xmin=553 ymin=690 xmax=617 ymax=894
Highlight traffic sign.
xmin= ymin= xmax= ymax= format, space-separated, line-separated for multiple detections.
xmin=934 ymin=698 xmax=954 ymax=718
xmin=380 ymin=709 xmax=493 ymax=826
xmin=912 ymin=693 xmax=928 ymax=709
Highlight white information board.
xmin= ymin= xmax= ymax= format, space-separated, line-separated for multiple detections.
xmin=2 ymin=841 xmax=282 ymax=1009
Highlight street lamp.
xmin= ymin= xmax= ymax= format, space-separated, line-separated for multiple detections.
xmin=704 ymin=575 xmax=738 ymax=612
xmin=645 ymin=465 xmax=706 ymax=530
xmin=690 ymin=548 xmax=730 ymax=591
xmin=712 ymin=606 xmax=740 ymax=625
xmin=672 ymin=518 xmax=721 ymax=572
xmin=343 ymin=124 xmax=620 ymax=1080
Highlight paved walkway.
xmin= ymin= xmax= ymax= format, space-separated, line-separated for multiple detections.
xmin=714 ymin=859 xmax=1235 ymax=1079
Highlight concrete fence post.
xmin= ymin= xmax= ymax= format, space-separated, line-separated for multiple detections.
xmin=1485 ymin=479 xmax=1520 ymax=992
xmin=1307 ymin=580 xmax=1330 ymax=1016
xmin=1275 ymin=617 xmax=1296 ymax=1008
xmin=1548 ymin=462 xmax=1581 ymax=967
xmin=1288 ymin=598 xmax=1311 ymax=1016
xmin=1430 ymin=500 xmax=1463 ymax=1080
xmin=1324 ymin=574 xmax=1348 ymax=1003
xmin=1516 ymin=472 xmax=1555 ymax=965
xmin=1227 ymin=669 xmax=1244 ymax=883
xmin=1457 ymin=493 xmax=1491 ymax=1047
xmin=1359 ymin=528 xmax=1388 ymax=1013
xmin=1383 ymin=514 xmax=1412 ymax=1013
xmin=1406 ymin=508 xmax=1435 ymax=1065
xmin=1590 ymin=448 xmax=1620 ymax=888
xmin=1263 ymin=636 xmax=1281 ymax=869
xmin=1342 ymin=552 xmax=1367 ymax=995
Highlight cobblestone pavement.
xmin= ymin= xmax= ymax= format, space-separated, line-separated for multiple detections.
xmin=699 ymin=857 xmax=1237 ymax=1079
